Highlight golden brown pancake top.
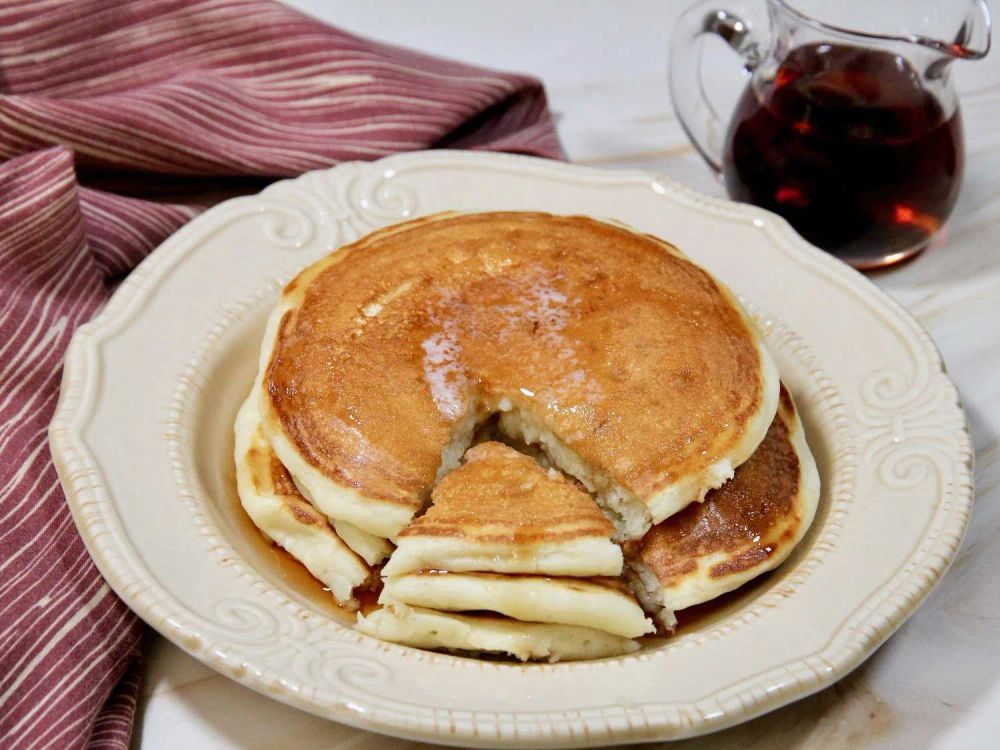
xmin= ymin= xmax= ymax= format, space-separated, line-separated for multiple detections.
xmin=626 ymin=387 xmax=803 ymax=587
xmin=266 ymin=212 xmax=764 ymax=509
xmin=399 ymin=441 xmax=614 ymax=544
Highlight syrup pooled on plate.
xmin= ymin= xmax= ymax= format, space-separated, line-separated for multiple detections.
xmin=723 ymin=43 xmax=963 ymax=268
xmin=223 ymin=463 xmax=367 ymax=621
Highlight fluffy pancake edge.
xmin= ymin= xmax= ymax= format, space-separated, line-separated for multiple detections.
xmin=380 ymin=571 xmax=654 ymax=638
xmin=627 ymin=388 xmax=820 ymax=618
xmin=233 ymin=393 xmax=371 ymax=606
xmin=381 ymin=535 xmax=624 ymax=578
xmin=355 ymin=603 xmax=640 ymax=662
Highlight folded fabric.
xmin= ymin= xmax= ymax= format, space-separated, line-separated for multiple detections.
xmin=0 ymin=2 xmax=563 ymax=748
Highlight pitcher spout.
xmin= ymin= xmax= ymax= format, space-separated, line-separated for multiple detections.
xmin=942 ymin=0 xmax=992 ymax=59
xmin=772 ymin=0 xmax=991 ymax=61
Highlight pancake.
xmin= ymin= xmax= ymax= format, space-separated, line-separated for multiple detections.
xmin=234 ymin=393 xmax=371 ymax=606
xmin=355 ymin=603 xmax=640 ymax=662
xmin=240 ymin=383 xmax=392 ymax=567
xmin=330 ymin=519 xmax=393 ymax=567
xmin=259 ymin=211 xmax=779 ymax=541
xmin=381 ymin=442 xmax=622 ymax=577
xmin=625 ymin=386 xmax=820 ymax=627
xmin=380 ymin=571 xmax=654 ymax=638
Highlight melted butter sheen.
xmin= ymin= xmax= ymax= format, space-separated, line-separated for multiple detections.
xmin=266 ymin=212 xmax=763 ymax=507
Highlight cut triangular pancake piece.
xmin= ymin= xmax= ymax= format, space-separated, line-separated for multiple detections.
xmin=382 ymin=442 xmax=622 ymax=577
xmin=356 ymin=603 xmax=639 ymax=662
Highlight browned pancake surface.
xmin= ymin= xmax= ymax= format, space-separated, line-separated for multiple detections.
xmin=266 ymin=212 xmax=764 ymax=508
xmin=628 ymin=388 xmax=803 ymax=587
xmin=399 ymin=442 xmax=614 ymax=544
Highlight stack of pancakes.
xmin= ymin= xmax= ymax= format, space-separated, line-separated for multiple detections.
xmin=235 ymin=212 xmax=820 ymax=662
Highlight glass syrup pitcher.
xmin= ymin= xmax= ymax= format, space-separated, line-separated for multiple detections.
xmin=670 ymin=0 xmax=991 ymax=269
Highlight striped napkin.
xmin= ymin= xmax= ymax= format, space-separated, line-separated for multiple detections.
xmin=0 ymin=2 xmax=563 ymax=748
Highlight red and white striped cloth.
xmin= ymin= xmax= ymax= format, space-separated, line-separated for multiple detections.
xmin=0 ymin=2 xmax=563 ymax=748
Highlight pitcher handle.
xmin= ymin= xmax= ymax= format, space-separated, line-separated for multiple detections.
xmin=669 ymin=3 xmax=762 ymax=173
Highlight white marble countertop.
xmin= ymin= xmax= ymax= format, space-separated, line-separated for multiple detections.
xmin=131 ymin=2 xmax=1000 ymax=747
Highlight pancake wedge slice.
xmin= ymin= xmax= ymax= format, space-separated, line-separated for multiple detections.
xmin=382 ymin=442 xmax=622 ymax=577
xmin=381 ymin=571 xmax=654 ymax=638
xmin=356 ymin=604 xmax=639 ymax=662
xmin=626 ymin=386 xmax=820 ymax=628
xmin=234 ymin=393 xmax=371 ymax=607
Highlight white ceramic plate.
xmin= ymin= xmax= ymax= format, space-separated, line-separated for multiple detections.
xmin=50 ymin=152 xmax=972 ymax=748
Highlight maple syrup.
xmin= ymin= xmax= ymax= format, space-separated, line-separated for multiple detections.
xmin=723 ymin=43 xmax=963 ymax=269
